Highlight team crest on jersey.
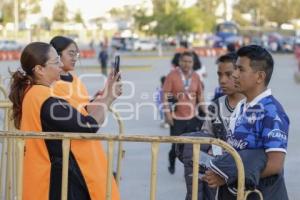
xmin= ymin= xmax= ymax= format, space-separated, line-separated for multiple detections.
xmin=247 ymin=113 xmax=257 ymax=124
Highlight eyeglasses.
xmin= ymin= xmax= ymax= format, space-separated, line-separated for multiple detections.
xmin=44 ymin=56 xmax=62 ymax=66
xmin=31 ymin=56 xmax=62 ymax=72
xmin=67 ymin=50 xmax=80 ymax=59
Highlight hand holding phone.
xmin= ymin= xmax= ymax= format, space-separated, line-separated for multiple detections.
xmin=114 ymin=55 xmax=120 ymax=75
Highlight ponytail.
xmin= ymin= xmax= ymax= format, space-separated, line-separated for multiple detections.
xmin=8 ymin=70 xmax=34 ymax=129
xmin=9 ymin=42 xmax=51 ymax=129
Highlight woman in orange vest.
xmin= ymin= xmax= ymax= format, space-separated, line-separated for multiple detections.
xmin=9 ymin=42 xmax=121 ymax=200
xmin=50 ymin=36 xmax=121 ymax=199
xmin=50 ymin=35 xmax=97 ymax=106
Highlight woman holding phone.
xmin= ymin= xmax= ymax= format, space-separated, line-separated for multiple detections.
xmin=9 ymin=42 xmax=121 ymax=200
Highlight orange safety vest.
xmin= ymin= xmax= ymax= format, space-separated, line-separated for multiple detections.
xmin=20 ymin=85 xmax=120 ymax=200
xmin=52 ymin=73 xmax=90 ymax=112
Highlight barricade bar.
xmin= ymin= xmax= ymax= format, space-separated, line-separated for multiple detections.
xmin=0 ymin=131 xmax=246 ymax=200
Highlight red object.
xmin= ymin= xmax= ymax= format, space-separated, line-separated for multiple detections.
xmin=294 ymin=45 xmax=300 ymax=60
xmin=175 ymin=47 xmax=227 ymax=57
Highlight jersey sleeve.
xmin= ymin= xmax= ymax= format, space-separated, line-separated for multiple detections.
xmin=262 ymin=109 xmax=289 ymax=153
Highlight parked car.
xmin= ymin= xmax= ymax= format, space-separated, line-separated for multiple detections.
xmin=111 ymin=37 xmax=137 ymax=51
xmin=0 ymin=40 xmax=22 ymax=51
xmin=134 ymin=40 xmax=157 ymax=51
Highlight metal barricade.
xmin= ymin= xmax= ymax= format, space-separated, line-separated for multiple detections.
xmin=0 ymin=84 xmax=262 ymax=200
xmin=0 ymin=89 xmax=125 ymax=199
xmin=109 ymin=107 xmax=125 ymax=185
xmin=0 ymin=131 xmax=249 ymax=200
xmin=0 ymin=84 xmax=13 ymax=200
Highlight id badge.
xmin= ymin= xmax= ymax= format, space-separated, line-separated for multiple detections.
xmin=211 ymin=144 xmax=222 ymax=156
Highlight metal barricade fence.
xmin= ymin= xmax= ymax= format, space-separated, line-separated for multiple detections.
xmin=0 ymin=132 xmax=248 ymax=200
xmin=0 ymin=84 xmax=12 ymax=200
xmin=0 ymin=83 xmax=127 ymax=199
xmin=0 ymin=84 xmax=263 ymax=200
xmin=0 ymin=105 xmax=125 ymax=200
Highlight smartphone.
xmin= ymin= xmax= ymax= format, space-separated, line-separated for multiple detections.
xmin=114 ymin=55 xmax=120 ymax=75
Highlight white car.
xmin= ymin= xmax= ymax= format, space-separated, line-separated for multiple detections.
xmin=134 ymin=40 xmax=157 ymax=51
xmin=0 ymin=40 xmax=22 ymax=51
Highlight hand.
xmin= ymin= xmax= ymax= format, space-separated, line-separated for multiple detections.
xmin=94 ymin=90 xmax=104 ymax=98
xmin=202 ymin=170 xmax=225 ymax=188
xmin=165 ymin=112 xmax=174 ymax=126
xmin=101 ymin=70 xmax=122 ymax=106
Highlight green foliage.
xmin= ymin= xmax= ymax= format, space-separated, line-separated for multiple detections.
xmin=232 ymin=10 xmax=251 ymax=26
xmin=1 ymin=1 xmax=14 ymax=23
xmin=134 ymin=0 xmax=218 ymax=37
xmin=233 ymin=0 xmax=300 ymax=26
xmin=196 ymin=0 xmax=221 ymax=14
xmin=74 ymin=10 xmax=84 ymax=23
xmin=19 ymin=0 xmax=41 ymax=23
xmin=52 ymin=0 xmax=68 ymax=22
xmin=26 ymin=0 xmax=41 ymax=14
xmin=109 ymin=5 xmax=136 ymax=21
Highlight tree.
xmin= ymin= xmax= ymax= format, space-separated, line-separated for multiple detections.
xmin=265 ymin=0 xmax=300 ymax=26
xmin=196 ymin=0 xmax=221 ymax=14
xmin=19 ymin=0 xmax=41 ymax=23
xmin=133 ymin=7 xmax=154 ymax=33
xmin=195 ymin=0 xmax=221 ymax=31
xmin=74 ymin=10 xmax=83 ymax=23
xmin=134 ymin=0 xmax=220 ymax=37
xmin=233 ymin=0 xmax=267 ymax=26
xmin=52 ymin=0 xmax=68 ymax=22
xmin=0 ymin=1 xmax=14 ymax=24
xmin=233 ymin=0 xmax=300 ymax=26
xmin=134 ymin=0 xmax=186 ymax=37
xmin=109 ymin=5 xmax=136 ymax=21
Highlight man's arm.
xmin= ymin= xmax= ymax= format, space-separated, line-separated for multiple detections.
xmin=260 ymin=106 xmax=289 ymax=178
xmin=197 ymin=93 xmax=207 ymax=114
xmin=162 ymin=75 xmax=174 ymax=126
xmin=261 ymin=151 xmax=285 ymax=178
xmin=197 ymin=80 xmax=207 ymax=114
xmin=163 ymin=92 xmax=174 ymax=126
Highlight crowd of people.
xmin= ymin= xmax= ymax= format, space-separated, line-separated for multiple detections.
xmin=161 ymin=45 xmax=289 ymax=200
xmin=7 ymin=34 xmax=290 ymax=200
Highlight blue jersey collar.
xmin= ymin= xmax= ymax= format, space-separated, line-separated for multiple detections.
xmin=246 ymin=89 xmax=272 ymax=108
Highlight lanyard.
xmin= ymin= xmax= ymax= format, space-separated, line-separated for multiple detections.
xmin=179 ymin=69 xmax=193 ymax=100
xmin=179 ymin=69 xmax=192 ymax=91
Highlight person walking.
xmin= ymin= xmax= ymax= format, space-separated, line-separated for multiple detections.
xmin=163 ymin=51 xmax=205 ymax=174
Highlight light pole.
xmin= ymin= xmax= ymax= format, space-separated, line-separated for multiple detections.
xmin=14 ymin=0 xmax=19 ymax=38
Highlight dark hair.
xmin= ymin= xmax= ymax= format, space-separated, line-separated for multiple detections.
xmin=237 ymin=45 xmax=274 ymax=86
xmin=180 ymin=51 xmax=194 ymax=61
xmin=160 ymin=76 xmax=166 ymax=85
xmin=50 ymin=36 xmax=77 ymax=55
xmin=9 ymin=42 xmax=51 ymax=129
xmin=226 ymin=43 xmax=236 ymax=53
xmin=216 ymin=52 xmax=238 ymax=64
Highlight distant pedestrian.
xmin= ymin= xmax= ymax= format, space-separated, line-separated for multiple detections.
xmin=155 ymin=76 xmax=169 ymax=128
xmin=294 ymin=42 xmax=300 ymax=72
xmin=163 ymin=51 xmax=206 ymax=174
xmin=98 ymin=46 xmax=109 ymax=75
